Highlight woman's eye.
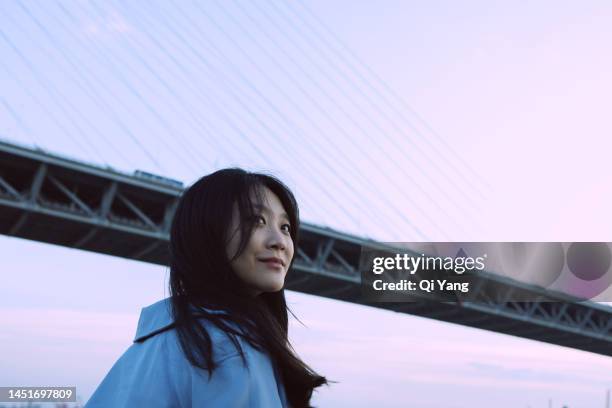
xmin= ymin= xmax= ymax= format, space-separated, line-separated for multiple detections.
xmin=281 ymin=224 xmax=291 ymax=233
xmin=254 ymin=215 xmax=265 ymax=224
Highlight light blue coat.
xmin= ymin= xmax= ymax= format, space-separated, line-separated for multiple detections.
xmin=85 ymin=298 xmax=288 ymax=407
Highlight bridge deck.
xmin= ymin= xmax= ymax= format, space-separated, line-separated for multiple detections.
xmin=1 ymin=139 xmax=611 ymax=357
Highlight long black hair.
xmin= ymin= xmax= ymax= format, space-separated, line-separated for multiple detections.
xmin=169 ymin=168 xmax=327 ymax=407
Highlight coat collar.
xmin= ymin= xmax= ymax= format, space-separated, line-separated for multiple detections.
xmin=133 ymin=297 xmax=229 ymax=343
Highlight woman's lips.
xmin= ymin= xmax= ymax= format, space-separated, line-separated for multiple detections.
xmin=259 ymin=259 xmax=283 ymax=269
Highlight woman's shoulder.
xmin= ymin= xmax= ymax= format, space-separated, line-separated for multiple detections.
xmin=133 ymin=297 xmax=242 ymax=363
xmin=86 ymin=298 xmax=287 ymax=407
xmin=85 ymin=299 xmax=240 ymax=407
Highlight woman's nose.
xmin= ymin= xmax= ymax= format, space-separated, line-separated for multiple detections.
xmin=266 ymin=227 xmax=286 ymax=250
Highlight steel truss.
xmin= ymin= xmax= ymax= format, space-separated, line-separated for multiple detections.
xmin=1 ymin=139 xmax=610 ymax=356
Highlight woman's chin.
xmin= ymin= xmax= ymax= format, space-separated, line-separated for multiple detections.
xmin=258 ymin=281 xmax=286 ymax=294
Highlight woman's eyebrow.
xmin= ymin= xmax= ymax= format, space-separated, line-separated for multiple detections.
xmin=253 ymin=204 xmax=289 ymax=221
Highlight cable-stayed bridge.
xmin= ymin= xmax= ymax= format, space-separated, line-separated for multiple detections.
xmin=1 ymin=139 xmax=611 ymax=357
xmin=1 ymin=0 xmax=495 ymax=243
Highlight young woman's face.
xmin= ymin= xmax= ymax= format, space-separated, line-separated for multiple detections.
xmin=227 ymin=187 xmax=294 ymax=296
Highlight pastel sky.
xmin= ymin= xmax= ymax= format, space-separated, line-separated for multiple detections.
xmin=1 ymin=1 xmax=611 ymax=406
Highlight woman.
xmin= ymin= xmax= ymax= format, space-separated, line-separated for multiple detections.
xmin=86 ymin=168 xmax=327 ymax=407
